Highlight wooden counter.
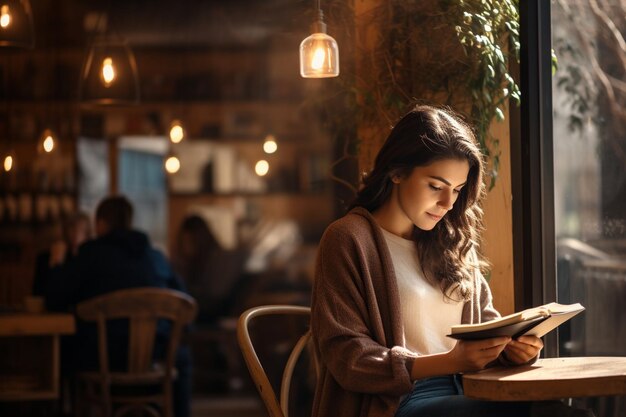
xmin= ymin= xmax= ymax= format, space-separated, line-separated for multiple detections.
xmin=0 ymin=313 xmax=75 ymax=336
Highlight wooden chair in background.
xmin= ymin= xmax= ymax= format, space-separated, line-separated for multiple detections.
xmin=75 ymin=288 xmax=197 ymax=417
xmin=237 ymin=305 xmax=317 ymax=417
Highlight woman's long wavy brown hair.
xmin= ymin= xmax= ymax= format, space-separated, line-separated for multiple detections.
xmin=350 ymin=104 xmax=488 ymax=299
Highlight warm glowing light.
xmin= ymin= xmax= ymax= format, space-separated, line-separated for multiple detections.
xmin=300 ymin=31 xmax=339 ymax=78
xmin=43 ymin=135 xmax=55 ymax=153
xmin=255 ymin=160 xmax=269 ymax=176
xmin=0 ymin=5 xmax=10 ymax=28
xmin=311 ymin=47 xmax=326 ymax=70
xmin=263 ymin=136 xmax=277 ymax=154
xmin=165 ymin=156 xmax=180 ymax=174
xmin=169 ymin=121 xmax=184 ymax=144
xmin=3 ymin=155 xmax=13 ymax=172
xmin=101 ymin=57 xmax=116 ymax=86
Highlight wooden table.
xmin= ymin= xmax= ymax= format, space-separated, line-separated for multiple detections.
xmin=0 ymin=313 xmax=75 ymax=401
xmin=463 ymin=357 xmax=626 ymax=401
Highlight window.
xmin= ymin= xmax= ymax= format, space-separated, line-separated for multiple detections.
xmin=517 ymin=1 xmax=626 ymax=415
xmin=78 ymin=136 xmax=168 ymax=251
xmin=551 ymin=0 xmax=626 ymax=360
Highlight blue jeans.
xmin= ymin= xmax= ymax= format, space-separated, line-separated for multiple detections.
xmin=395 ymin=375 xmax=531 ymax=417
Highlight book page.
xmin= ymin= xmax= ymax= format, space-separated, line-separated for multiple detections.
xmin=447 ymin=315 xmax=549 ymax=340
xmin=521 ymin=304 xmax=585 ymax=338
xmin=449 ymin=302 xmax=584 ymax=336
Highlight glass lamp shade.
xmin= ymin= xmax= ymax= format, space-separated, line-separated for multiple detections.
xmin=79 ymin=37 xmax=140 ymax=105
xmin=300 ymin=32 xmax=339 ymax=78
xmin=0 ymin=0 xmax=34 ymax=48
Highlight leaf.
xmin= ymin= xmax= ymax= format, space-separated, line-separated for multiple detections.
xmin=483 ymin=90 xmax=493 ymax=103
xmin=551 ymin=49 xmax=558 ymax=75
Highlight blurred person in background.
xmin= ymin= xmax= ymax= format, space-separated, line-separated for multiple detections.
xmin=174 ymin=214 xmax=246 ymax=324
xmin=46 ymin=195 xmax=192 ymax=417
xmin=32 ymin=211 xmax=91 ymax=297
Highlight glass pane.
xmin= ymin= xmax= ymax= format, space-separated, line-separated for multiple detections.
xmin=77 ymin=138 xmax=109 ymax=214
xmin=552 ymin=1 xmax=626 ymax=415
xmin=118 ymin=137 xmax=168 ymax=252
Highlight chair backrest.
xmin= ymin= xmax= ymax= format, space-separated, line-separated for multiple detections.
xmin=77 ymin=287 xmax=197 ymax=375
xmin=237 ymin=305 xmax=316 ymax=417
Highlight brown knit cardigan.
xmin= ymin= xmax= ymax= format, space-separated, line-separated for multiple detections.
xmin=311 ymin=207 xmax=501 ymax=417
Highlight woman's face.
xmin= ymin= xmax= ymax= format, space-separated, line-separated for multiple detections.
xmin=389 ymin=158 xmax=470 ymax=236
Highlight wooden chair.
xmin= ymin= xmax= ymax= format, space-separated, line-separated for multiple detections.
xmin=75 ymin=287 xmax=197 ymax=417
xmin=237 ymin=305 xmax=317 ymax=417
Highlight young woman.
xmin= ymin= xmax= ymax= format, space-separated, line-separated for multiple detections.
xmin=310 ymin=105 xmax=593 ymax=417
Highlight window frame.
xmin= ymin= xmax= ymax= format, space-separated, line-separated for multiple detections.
xmin=513 ymin=0 xmax=558 ymax=357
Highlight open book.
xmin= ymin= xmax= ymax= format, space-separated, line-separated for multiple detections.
xmin=447 ymin=302 xmax=585 ymax=340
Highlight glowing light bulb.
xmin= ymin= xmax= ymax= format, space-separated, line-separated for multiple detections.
xmin=3 ymin=155 xmax=13 ymax=172
xmin=255 ymin=160 xmax=269 ymax=176
xmin=165 ymin=156 xmax=180 ymax=174
xmin=300 ymin=27 xmax=339 ymax=78
xmin=169 ymin=121 xmax=184 ymax=144
xmin=0 ymin=5 xmax=11 ymax=28
xmin=263 ymin=136 xmax=277 ymax=154
xmin=101 ymin=57 xmax=116 ymax=87
xmin=43 ymin=135 xmax=55 ymax=153
xmin=311 ymin=47 xmax=326 ymax=70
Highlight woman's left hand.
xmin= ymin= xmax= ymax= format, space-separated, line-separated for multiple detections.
xmin=503 ymin=335 xmax=543 ymax=364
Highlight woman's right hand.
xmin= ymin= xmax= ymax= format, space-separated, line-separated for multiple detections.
xmin=410 ymin=336 xmax=511 ymax=379
xmin=448 ymin=337 xmax=510 ymax=372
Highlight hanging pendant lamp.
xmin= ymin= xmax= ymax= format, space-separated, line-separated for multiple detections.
xmin=299 ymin=1 xmax=339 ymax=78
xmin=79 ymin=35 xmax=140 ymax=105
xmin=0 ymin=0 xmax=34 ymax=48
xmin=3 ymin=151 xmax=14 ymax=172
xmin=38 ymin=128 xmax=57 ymax=153
xmin=169 ymin=119 xmax=185 ymax=144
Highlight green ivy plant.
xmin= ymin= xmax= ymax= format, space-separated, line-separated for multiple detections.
xmin=317 ymin=0 xmax=522 ymax=192
xmin=449 ymin=0 xmax=521 ymax=189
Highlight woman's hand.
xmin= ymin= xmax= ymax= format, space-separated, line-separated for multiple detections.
xmin=503 ymin=336 xmax=543 ymax=364
xmin=448 ymin=337 xmax=511 ymax=372
xmin=410 ymin=336 xmax=510 ymax=380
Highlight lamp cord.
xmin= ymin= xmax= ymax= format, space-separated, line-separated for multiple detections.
xmin=3 ymin=54 xmax=10 ymax=149
xmin=315 ymin=0 xmax=323 ymax=22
